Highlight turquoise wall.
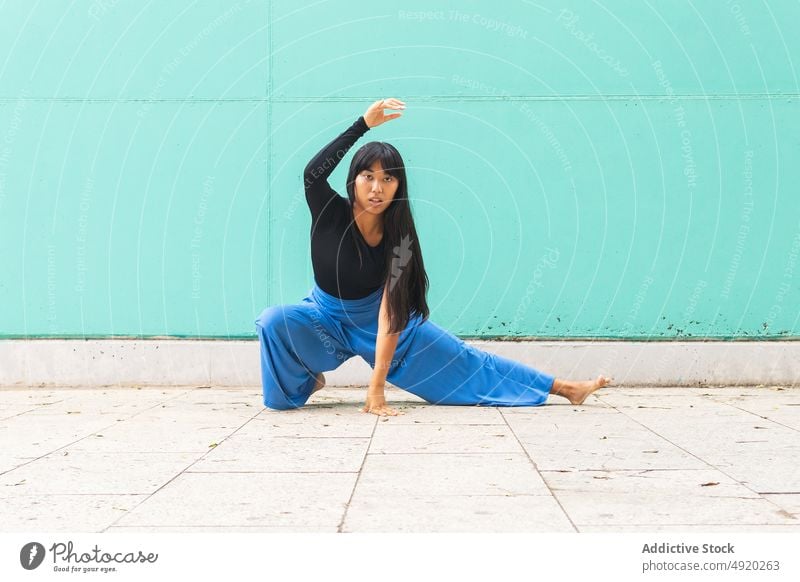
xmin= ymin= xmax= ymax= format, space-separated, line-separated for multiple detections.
xmin=1 ymin=1 xmax=798 ymax=340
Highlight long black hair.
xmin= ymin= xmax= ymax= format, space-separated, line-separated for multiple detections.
xmin=345 ymin=141 xmax=430 ymax=334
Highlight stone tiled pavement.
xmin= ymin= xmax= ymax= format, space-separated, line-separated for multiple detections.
xmin=1 ymin=385 xmax=799 ymax=533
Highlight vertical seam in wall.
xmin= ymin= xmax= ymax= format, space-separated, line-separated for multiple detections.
xmin=266 ymin=0 xmax=273 ymax=307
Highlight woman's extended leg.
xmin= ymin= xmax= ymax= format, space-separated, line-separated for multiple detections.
xmin=254 ymin=300 xmax=354 ymax=410
xmin=383 ymin=317 xmax=560 ymax=407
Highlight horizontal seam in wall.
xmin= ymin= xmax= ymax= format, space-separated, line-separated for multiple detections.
xmin=0 ymin=94 xmax=798 ymax=103
xmin=271 ymin=94 xmax=800 ymax=102
xmin=0 ymin=98 xmax=269 ymax=103
xmin=2 ymin=336 xmax=799 ymax=341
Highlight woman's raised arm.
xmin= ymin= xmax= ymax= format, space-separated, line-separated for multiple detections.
xmin=303 ymin=115 xmax=371 ymax=219
xmin=303 ymin=99 xmax=405 ymax=220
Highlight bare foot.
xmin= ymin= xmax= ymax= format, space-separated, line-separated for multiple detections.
xmin=552 ymin=375 xmax=612 ymax=405
xmin=312 ymin=372 xmax=326 ymax=394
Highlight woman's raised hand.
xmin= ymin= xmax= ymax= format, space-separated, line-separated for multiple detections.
xmin=363 ymin=98 xmax=406 ymax=129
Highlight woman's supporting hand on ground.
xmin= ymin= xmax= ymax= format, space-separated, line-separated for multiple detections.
xmin=362 ymin=389 xmax=404 ymax=416
xmin=363 ymin=98 xmax=406 ymax=129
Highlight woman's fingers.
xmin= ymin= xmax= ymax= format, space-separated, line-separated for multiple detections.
xmin=381 ymin=98 xmax=406 ymax=109
xmin=371 ymin=98 xmax=405 ymax=111
xmin=362 ymin=405 xmax=401 ymax=416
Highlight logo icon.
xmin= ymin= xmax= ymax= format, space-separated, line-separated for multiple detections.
xmin=20 ymin=542 xmax=46 ymax=570
xmin=388 ymin=234 xmax=413 ymax=292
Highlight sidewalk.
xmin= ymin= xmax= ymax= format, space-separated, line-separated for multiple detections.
xmin=1 ymin=385 xmax=798 ymax=533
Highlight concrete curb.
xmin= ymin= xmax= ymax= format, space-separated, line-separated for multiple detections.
xmin=1 ymin=339 xmax=798 ymax=388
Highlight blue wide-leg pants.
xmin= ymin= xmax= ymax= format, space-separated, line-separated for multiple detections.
xmin=254 ymin=283 xmax=555 ymax=410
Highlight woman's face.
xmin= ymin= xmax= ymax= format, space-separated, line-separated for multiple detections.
xmin=353 ymin=159 xmax=399 ymax=215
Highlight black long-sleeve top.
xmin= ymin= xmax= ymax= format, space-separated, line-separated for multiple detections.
xmin=303 ymin=115 xmax=387 ymax=299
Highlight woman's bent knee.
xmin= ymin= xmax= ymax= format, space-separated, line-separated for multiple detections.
xmin=255 ymin=305 xmax=282 ymax=330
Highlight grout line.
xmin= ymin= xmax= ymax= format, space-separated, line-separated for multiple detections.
xmin=576 ymin=523 xmax=800 ymax=528
xmin=98 ymin=402 xmax=268 ymax=532
xmin=182 ymin=471 xmax=361 ymax=474
xmin=711 ymin=399 xmax=800 ymax=434
xmin=336 ymin=415 xmax=379 ymax=533
xmin=0 ymin=389 xmax=197 ymax=477
xmin=499 ymin=408 xmax=579 ymax=532
xmin=593 ymin=394 xmax=798 ymax=518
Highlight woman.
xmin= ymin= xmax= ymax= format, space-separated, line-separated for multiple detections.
xmin=255 ymin=98 xmax=611 ymax=416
